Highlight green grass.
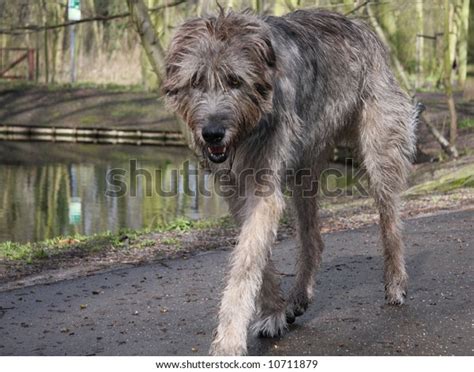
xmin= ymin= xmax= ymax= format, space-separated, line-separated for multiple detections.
xmin=109 ymin=103 xmax=154 ymax=118
xmin=161 ymin=237 xmax=180 ymax=246
xmin=0 ymin=241 xmax=35 ymax=261
xmin=459 ymin=118 xmax=474 ymax=129
xmin=0 ymin=79 xmax=37 ymax=90
xmin=149 ymin=215 xmax=233 ymax=232
xmin=79 ymin=114 xmax=101 ymax=125
xmin=406 ymin=164 xmax=474 ymax=195
xmin=0 ymin=215 xmax=232 ymax=264
xmin=0 ymin=235 xmax=89 ymax=263
xmin=135 ymin=238 xmax=157 ymax=249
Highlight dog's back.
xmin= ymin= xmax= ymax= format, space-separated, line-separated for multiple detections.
xmin=264 ymin=9 xmax=416 ymax=162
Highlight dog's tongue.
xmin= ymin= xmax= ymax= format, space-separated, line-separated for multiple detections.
xmin=208 ymin=145 xmax=226 ymax=155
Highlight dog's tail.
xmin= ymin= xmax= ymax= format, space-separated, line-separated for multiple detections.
xmin=414 ymin=101 xmax=426 ymax=123
xmin=404 ymin=99 xmax=425 ymax=162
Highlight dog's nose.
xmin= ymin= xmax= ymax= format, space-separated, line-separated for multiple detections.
xmin=202 ymin=125 xmax=225 ymax=144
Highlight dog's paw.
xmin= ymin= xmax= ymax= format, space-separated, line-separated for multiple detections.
xmin=209 ymin=328 xmax=247 ymax=356
xmin=209 ymin=340 xmax=247 ymax=356
xmin=251 ymin=311 xmax=287 ymax=338
xmin=285 ymin=291 xmax=310 ymax=324
xmin=385 ymin=276 xmax=408 ymax=306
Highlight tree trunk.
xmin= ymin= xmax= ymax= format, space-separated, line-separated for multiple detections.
xmin=127 ymin=0 xmax=166 ymax=83
xmin=140 ymin=0 xmax=160 ymax=90
xmin=415 ymin=0 xmax=424 ymax=88
xmin=458 ymin=0 xmax=470 ymax=89
xmin=377 ymin=1 xmax=397 ymax=37
xmin=284 ymin=0 xmax=299 ymax=11
xmin=273 ymin=0 xmax=287 ymax=15
xmin=51 ymin=3 xmax=59 ymax=84
xmin=368 ymin=2 xmax=458 ymax=159
xmin=444 ymin=0 xmax=458 ymax=147
xmin=342 ymin=0 xmax=355 ymax=13
xmin=197 ymin=0 xmax=211 ymax=16
xmin=43 ymin=25 xmax=49 ymax=84
xmin=367 ymin=3 xmax=411 ymax=92
xmin=127 ymin=0 xmax=193 ymax=146
xmin=253 ymin=0 xmax=264 ymax=13
xmin=86 ymin=0 xmax=103 ymax=59
xmin=40 ymin=0 xmax=49 ymax=83
xmin=449 ymin=1 xmax=459 ymax=72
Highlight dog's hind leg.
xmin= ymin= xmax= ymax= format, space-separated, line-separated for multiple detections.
xmin=359 ymin=101 xmax=415 ymax=305
xmin=251 ymin=258 xmax=287 ymax=338
xmin=285 ymin=170 xmax=324 ymax=323
xmin=210 ymin=191 xmax=285 ymax=355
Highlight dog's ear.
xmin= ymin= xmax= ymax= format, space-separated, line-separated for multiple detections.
xmin=263 ymin=37 xmax=276 ymax=68
xmin=163 ymin=18 xmax=210 ymax=98
xmin=161 ymin=81 xmax=176 ymax=98
xmin=162 ymin=56 xmax=179 ymax=98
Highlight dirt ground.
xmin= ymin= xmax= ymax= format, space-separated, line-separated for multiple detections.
xmin=0 ymin=84 xmax=176 ymax=131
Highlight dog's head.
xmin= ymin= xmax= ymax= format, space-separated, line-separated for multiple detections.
xmin=163 ymin=11 xmax=276 ymax=164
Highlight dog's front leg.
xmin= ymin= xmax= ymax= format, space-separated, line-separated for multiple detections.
xmin=210 ymin=192 xmax=284 ymax=356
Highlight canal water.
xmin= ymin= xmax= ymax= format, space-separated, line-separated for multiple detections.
xmin=0 ymin=141 xmax=227 ymax=243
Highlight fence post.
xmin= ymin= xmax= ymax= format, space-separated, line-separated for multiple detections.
xmin=35 ymin=48 xmax=39 ymax=81
xmin=28 ymin=49 xmax=35 ymax=81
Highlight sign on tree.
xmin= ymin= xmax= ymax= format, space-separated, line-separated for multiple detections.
xmin=68 ymin=0 xmax=81 ymax=21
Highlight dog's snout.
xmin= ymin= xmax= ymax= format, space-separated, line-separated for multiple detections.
xmin=202 ymin=125 xmax=226 ymax=144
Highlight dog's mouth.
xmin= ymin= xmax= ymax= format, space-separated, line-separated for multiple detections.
xmin=206 ymin=145 xmax=228 ymax=163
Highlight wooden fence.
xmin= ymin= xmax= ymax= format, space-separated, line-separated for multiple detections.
xmin=0 ymin=48 xmax=36 ymax=80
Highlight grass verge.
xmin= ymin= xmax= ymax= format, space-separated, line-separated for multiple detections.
xmin=0 ymin=216 xmax=233 ymax=264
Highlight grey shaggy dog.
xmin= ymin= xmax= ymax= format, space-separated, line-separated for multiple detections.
xmin=164 ymin=8 xmax=417 ymax=356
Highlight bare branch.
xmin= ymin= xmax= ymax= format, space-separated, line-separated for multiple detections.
xmin=421 ymin=112 xmax=459 ymax=158
xmin=0 ymin=0 xmax=186 ymax=35
xmin=344 ymin=1 xmax=370 ymax=16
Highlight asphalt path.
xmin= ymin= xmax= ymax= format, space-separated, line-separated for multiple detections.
xmin=0 ymin=210 xmax=472 ymax=356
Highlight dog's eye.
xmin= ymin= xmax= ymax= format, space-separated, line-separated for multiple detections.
xmin=165 ymin=88 xmax=178 ymax=96
xmin=228 ymin=76 xmax=241 ymax=89
xmin=191 ymin=74 xmax=202 ymax=89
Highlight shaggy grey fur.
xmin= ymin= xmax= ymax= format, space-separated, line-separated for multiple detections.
xmin=164 ymin=8 xmax=417 ymax=356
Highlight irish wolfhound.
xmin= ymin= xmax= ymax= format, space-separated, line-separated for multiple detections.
xmin=164 ymin=8 xmax=417 ymax=356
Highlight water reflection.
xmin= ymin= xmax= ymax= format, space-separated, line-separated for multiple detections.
xmin=0 ymin=141 xmax=227 ymax=243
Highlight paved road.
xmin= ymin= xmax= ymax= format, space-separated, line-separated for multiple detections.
xmin=0 ymin=210 xmax=472 ymax=356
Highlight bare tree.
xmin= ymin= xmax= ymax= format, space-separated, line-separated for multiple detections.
xmin=458 ymin=0 xmax=470 ymax=89
xmin=126 ymin=0 xmax=193 ymax=144
xmin=444 ymin=0 xmax=458 ymax=147
xmin=367 ymin=2 xmax=411 ymax=92
xmin=126 ymin=0 xmax=166 ymax=83
xmin=415 ymin=0 xmax=424 ymax=88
